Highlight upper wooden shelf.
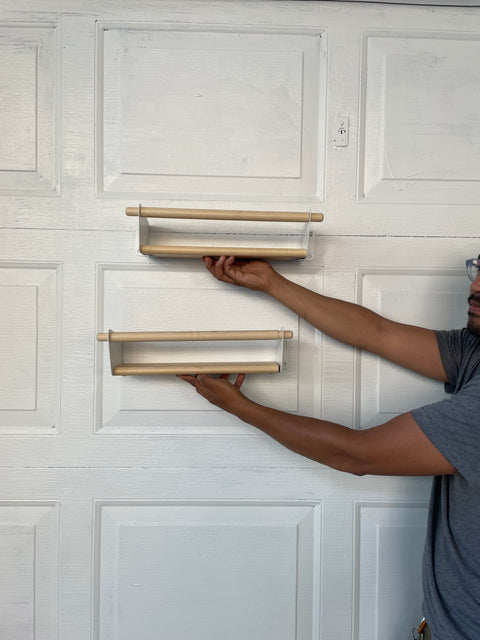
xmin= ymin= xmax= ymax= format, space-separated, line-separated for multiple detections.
xmin=126 ymin=205 xmax=324 ymax=260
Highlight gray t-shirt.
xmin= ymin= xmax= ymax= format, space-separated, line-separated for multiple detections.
xmin=411 ymin=328 xmax=480 ymax=640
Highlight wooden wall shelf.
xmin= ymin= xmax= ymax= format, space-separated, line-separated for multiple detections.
xmin=126 ymin=205 xmax=324 ymax=260
xmin=97 ymin=329 xmax=293 ymax=376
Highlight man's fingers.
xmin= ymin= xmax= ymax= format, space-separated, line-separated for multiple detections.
xmin=213 ymin=256 xmax=228 ymax=280
xmin=203 ymin=257 xmax=218 ymax=278
xmin=203 ymin=255 xmax=237 ymax=285
xmin=219 ymin=373 xmax=245 ymax=387
xmin=179 ymin=375 xmax=211 ymax=400
xmin=180 ymin=373 xmax=244 ymax=387
xmin=234 ymin=373 xmax=245 ymax=388
xmin=202 ymin=257 xmax=216 ymax=278
xmin=177 ymin=374 xmax=197 ymax=387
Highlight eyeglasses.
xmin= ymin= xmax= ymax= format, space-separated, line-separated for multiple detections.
xmin=466 ymin=258 xmax=480 ymax=282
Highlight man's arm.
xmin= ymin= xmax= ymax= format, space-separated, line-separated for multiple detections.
xmin=204 ymin=256 xmax=447 ymax=382
xmin=180 ymin=374 xmax=456 ymax=477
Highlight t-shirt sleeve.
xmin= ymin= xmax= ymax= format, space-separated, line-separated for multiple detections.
xmin=435 ymin=329 xmax=464 ymax=393
xmin=411 ymin=377 xmax=480 ymax=483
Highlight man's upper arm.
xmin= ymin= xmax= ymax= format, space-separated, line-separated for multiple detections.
xmin=374 ymin=321 xmax=448 ymax=382
xmin=357 ymin=412 xmax=456 ymax=477
xmin=357 ymin=341 xmax=478 ymax=479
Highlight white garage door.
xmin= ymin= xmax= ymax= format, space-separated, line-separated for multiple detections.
xmin=0 ymin=1 xmax=478 ymax=638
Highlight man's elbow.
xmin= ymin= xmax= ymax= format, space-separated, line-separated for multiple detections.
xmin=347 ymin=464 xmax=369 ymax=477
xmin=331 ymin=454 xmax=369 ymax=477
xmin=331 ymin=434 xmax=372 ymax=476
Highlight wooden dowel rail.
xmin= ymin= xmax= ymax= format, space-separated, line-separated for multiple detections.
xmin=139 ymin=245 xmax=307 ymax=259
xmin=112 ymin=362 xmax=280 ymax=376
xmin=126 ymin=206 xmax=324 ymax=223
xmin=97 ymin=330 xmax=293 ymax=343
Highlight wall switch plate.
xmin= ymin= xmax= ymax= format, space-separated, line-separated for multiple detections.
xmin=334 ymin=116 xmax=349 ymax=147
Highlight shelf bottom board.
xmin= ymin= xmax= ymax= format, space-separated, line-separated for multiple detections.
xmin=140 ymin=245 xmax=306 ymax=259
xmin=112 ymin=362 xmax=280 ymax=375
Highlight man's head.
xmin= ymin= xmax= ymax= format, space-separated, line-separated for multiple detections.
xmin=466 ymin=254 xmax=480 ymax=336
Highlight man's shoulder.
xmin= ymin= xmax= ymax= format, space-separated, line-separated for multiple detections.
xmin=436 ymin=327 xmax=479 ymax=347
xmin=435 ymin=328 xmax=480 ymax=392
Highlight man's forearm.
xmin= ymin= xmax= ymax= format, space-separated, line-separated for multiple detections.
xmin=232 ymin=395 xmax=365 ymax=474
xmin=267 ymin=272 xmax=385 ymax=352
xmin=265 ymin=271 xmax=445 ymax=380
xmin=230 ymin=395 xmax=455 ymax=477
xmin=203 ymin=256 xmax=446 ymax=380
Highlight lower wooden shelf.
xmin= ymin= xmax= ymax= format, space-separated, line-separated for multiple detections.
xmin=97 ymin=329 xmax=292 ymax=376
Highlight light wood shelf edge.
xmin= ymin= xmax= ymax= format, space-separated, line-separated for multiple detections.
xmin=139 ymin=245 xmax=307 ymax=259
xmin=112 ymin=362 xmax=280 ymax=375
xmin=97 ymin=330 xmax=293 ymax=343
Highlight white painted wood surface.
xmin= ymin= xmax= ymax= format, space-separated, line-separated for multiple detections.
xmin=0 ymin=1 xmax=478 ymax=639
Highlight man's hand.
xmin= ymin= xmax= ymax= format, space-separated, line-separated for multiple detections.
xmin=203 ymin=256 xmax=278 ymax=293
xmin=179 ymin=373 xmax=248 ymax=414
